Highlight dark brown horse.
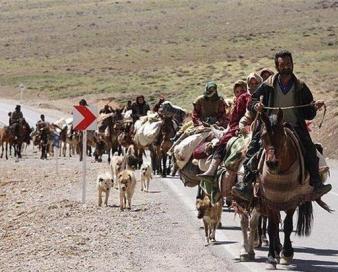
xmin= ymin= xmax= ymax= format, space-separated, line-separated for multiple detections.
xmin=151 ymin=117 xmax=177 ymax=177
xmin=93 ymin=109 xmax=124 ymax=162
xmin=10 ymin=119 xmax=31 ymax=159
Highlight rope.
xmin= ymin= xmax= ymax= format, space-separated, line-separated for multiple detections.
xmin=262 ymin=102 xmax=327 ymax=128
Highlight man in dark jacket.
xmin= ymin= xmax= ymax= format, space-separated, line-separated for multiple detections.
xmin=131 ymin=95 xmax=150 ymax=122
xmin=36 ymin=114 xmax=49 ymax=159
xmin=232 ymin=50 xmax=331 ymax=201
xmin=10 ymin=105 xmax=24 ymax=139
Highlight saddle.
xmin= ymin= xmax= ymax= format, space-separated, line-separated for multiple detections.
xmin=257 ymin=127 xmax=329 ymax=210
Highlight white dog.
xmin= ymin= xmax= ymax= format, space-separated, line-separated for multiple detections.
xmin=140 ymin=163 xmax=153 ymax=192
xmin=97 ymin=172 xmax=114 ymax=207
xmin=118 ymin=170 xmax=137 ymax=211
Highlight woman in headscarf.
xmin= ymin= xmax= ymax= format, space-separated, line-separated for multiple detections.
xmin=192 ymin=81 xmax=228 ymax=128
xmin=198 ymin=80 xmax=251 ymax=179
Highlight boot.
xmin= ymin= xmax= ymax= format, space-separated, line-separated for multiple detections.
xmin=197 ymin=158 xmax=221 ymax=180
xmin=306 ymin=153 xmax=332 ymax=199
xmin=231 ymin=170 xmax=255 ymax=201
xmin=311 ymin=178 xmax=331 ymax=199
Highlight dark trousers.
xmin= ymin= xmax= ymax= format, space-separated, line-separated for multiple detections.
xmin=293 ymin=126 xmax=321 ymax=185
xmin=243 ymin=125 xmax=262 ymax=173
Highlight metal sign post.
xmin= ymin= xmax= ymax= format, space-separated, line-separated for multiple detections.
xmin=82 ymin=130 xmax=87 ymax=203
xmin=73 ymin=105 xmax=97 ymax=204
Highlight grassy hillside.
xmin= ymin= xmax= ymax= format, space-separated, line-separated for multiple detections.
xmin=0 ymin=0 xmax=338 ymax=155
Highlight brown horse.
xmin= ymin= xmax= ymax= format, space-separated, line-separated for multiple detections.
xmin=9 ymin=119 xmax=31 ymax=159
xmin=0 ymin=127 xmax=14 ymax=160
xmin=151 ymin=117 xmax=177 ymax=177
xmin=94 ymin=109 xmax=124 ymax=162
xmin=252 ymin=109 xmax=330 ymax=269
xmin=118 ymin=121 xmax=144 ymax=169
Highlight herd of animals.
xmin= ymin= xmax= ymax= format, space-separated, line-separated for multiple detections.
xmin=0 ymin=97 xmax=332 ymax=270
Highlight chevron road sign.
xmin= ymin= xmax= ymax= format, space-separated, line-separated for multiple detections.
xmin=73 ymin=105 xmax=97 ymax=131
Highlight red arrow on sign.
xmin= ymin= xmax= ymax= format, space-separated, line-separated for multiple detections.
xmin=73 ymin=105 xmax=97 ymax=131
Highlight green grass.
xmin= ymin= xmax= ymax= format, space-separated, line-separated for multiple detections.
xmin=0 ymin=0 xmax=337 ymax=110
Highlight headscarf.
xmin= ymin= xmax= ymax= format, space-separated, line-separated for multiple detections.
xmin=204 ymin=81 xmax=218 ymax=99
xmin=259 ymin=68 xmax=274 ymax=81
xmin=233 ymin=80 xmax=247 ymax=91
xmin=246 ymin=72 xmax=263 ymax=94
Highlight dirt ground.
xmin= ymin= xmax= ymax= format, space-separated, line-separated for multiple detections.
xmin=0 ymin=149 xmax=234 ymax=272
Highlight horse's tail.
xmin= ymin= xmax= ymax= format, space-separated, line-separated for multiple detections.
xmin=296 ymin=201 xmax=313 ymax=236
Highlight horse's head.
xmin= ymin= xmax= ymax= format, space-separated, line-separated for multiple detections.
xmin=260 ymin=109 xmax=286 ymax=172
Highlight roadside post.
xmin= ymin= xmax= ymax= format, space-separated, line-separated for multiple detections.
xmin=18 ymin=83 xmax=25 ymax=105
xmin=73 ymin=105 xmax=97 ymax=203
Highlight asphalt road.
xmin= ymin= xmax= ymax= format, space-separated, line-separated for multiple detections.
xmin=0 ymin=99 xmax=64 ymax=127
xmin=1 ymin=100 xmax=337 ymax=272
xmin=163 ymin=170 xmax=338 ymax=272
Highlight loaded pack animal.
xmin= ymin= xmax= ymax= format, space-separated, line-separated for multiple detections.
xmin=151 ymin=102 xmax=186 ymax=176
xmin=151 ymin=116 xmax=177 ymax=177
xmin=94 ymin=109 xmax=124 ymax=163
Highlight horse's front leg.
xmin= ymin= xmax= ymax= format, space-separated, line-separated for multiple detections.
xmin=266 ymin=215 xmax=279 ymax=270
xmin=161 ymin=153 xmax=167 ymax=177
xmin=280 ymin=210 xmax=294 ymax=265
xmin=107 ymin=147 xmax=111 ymax=163
xmin=239 ymin=214 xmax=254 ymax=261
xmin=248 ymin=209 xmax=260 ymax=257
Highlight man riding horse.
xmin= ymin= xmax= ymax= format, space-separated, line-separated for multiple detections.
xmin=9 ymin=105 xmax=24 ymax=139
xmin=232 ymin=50 xmax=332 ymax=201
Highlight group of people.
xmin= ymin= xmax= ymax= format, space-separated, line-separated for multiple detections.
xmin=192 ymin=50 xmax=331 ymax=201
xmin=6 ymin=49 xmax=332 ymax=200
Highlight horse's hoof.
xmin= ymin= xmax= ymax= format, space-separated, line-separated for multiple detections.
xmin=280 ymin=252 xmax=293 ymax=265
xmin=265 ymin=263 xmax=277 ymax=270
xmin=240 ymin=254 xmax=249 ymax=262
xmin=280 ymin=256 xmax=293 ymax=265
xmin=262 ymin=236 xmax=269 ymax=246
xmin=248 ymin=252 xmax=255 ymax=261
xmin=266 ymin=256 xmax=277 ymax=270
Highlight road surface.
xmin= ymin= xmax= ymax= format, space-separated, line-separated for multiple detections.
xmin=0 ymin=99 xmax=65 ymax=127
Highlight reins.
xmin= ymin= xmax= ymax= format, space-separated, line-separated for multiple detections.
xmin=262 ymin=101 xmax=327 ymax=128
